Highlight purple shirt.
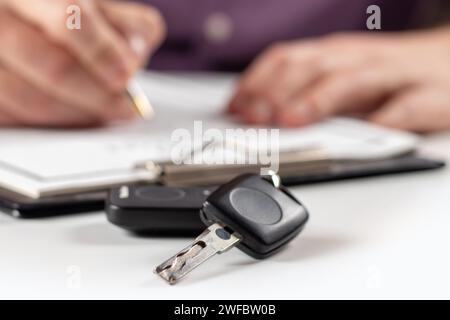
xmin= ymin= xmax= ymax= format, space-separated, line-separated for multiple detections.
xmin=133 ymin=0 xmax=427 ymax=71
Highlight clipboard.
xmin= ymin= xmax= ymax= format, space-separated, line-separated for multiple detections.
xmin=0 ymin=153 xmax=444 ymax=218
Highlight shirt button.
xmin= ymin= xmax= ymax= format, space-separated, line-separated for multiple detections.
xmin=204 ymin=12 xmax=234 ymax=44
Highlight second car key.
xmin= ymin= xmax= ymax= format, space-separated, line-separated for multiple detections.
xmin=107 ymin=185 xmax=216 ymax=234
xmin=155 ymin=173 xmax=309 ymax=284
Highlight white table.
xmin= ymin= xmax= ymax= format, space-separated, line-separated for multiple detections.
xmin=1 ymin=131 xmax=449 ymax=300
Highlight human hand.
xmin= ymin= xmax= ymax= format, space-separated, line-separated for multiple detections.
xmin=228 ymin=27 xmax=450 ymax=133
xmin=0 ymin=0 xmax=165 ymax=127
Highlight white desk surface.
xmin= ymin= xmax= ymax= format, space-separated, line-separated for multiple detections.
xmin=0 ymin=132 xmax=449 ymax=300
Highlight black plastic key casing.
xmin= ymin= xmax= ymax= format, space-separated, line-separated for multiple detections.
xmin=200 ymin=174 xmax=309 ymax=259
xmin=107 ymin=185 xmax=214 ymax=235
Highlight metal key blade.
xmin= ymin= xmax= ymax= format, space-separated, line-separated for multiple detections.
xmin=155 ymin=223 xmax=241 ymax=285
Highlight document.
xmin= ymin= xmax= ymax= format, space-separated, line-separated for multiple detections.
xmin=0 ymin=72 xmax=418 ymax=198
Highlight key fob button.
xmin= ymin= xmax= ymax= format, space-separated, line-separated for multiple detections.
xmin=230 ymin=188 xmax=282 ymax=225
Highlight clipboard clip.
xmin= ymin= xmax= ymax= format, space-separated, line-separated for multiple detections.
xmin=133 ymin=142 xmax=331 ymax=187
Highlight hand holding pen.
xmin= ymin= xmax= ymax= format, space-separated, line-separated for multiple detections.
xmin=0 ymin=0 xmax=164 ymax=126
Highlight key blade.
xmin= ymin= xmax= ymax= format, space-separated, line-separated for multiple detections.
xmin=155 ymin=223 xmax=241 ymax=285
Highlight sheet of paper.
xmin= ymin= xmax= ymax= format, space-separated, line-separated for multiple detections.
xmin=0 ymin=72 xmax=418 ymax=198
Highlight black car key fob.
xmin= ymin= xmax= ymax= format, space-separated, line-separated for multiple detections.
xmin=155 ymin=173 xmax=309 ymax=284
xmin=106 ymin=185 xmax=215 ymax=235
xmin=200 ymin=174 xmax=309 ymax=259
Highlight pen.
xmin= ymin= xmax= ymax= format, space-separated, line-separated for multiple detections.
xmin=126 ymin=80 xmax=154 ymax=120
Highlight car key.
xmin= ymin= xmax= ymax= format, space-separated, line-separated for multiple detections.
xmin=155 ymin=173 xmax=309 ymax=284
xmin=106 ymin=184 xmax=216 ymax=234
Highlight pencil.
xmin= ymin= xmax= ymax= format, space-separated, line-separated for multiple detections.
xmin=126 ymin=80 xmax=154 ymax=120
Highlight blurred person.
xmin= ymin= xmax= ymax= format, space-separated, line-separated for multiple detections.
xmin=0 ymin=0 xmax=449 ymax=132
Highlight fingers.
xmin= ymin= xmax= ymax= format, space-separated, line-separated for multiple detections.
xmin=0 ymin=110 xmax=17 ymax=127
xmin=229 ymin=37 xmax=379 ymax=125
xmin=0 ymin=0 xmax=165 ymax=128
xmin=275 ymin=65 xmax=406 ymax=127
xmin=0 ymin=10 xmax=136 ymax=123
xmin=235 ymin=55 xmax=327 ymax=125
xmin=369 ymin=87 xmax=450 ymax=133
xmin=238 ymin=100 xmax=273 ymax=125
xmin=228 ymin=42 xmax=318 ymax=114
xmin=7 ymin=0 xmax=137 ymax=91
xmin=0 ymin=63 xmax=101 ymax=127
xmin=100 ymin=0 xmax=166 ymax=66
